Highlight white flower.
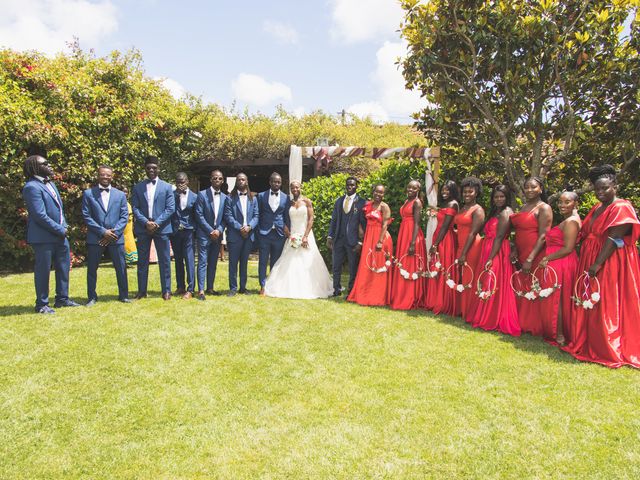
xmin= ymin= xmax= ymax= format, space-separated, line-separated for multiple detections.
xmin=524 ymin=292 xmax=537 ymax=301
xmin=539 ymin=288 xmax=553 ymax=298
xmin=446 ymin=279 xmax=456 ymax=289
xmin=385 ymin=260 xmax=392 ymax=267
xmin=456 ymin=284 xmax=465 ymax=293
xmin=591 ymin=292 xmax=600 ymax=302
xmin=434 ymin=262 xmax=442 ymax=269
xmin=411 ymin=273 xmax=419 ymax=280
xmin=583 ymin=300 xmax=594 ymax=309
xmin=401 ymin=270 xmax=409 ymax=279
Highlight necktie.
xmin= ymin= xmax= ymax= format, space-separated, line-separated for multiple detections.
xmin=344 ymin=196 xmax=351 ymax=214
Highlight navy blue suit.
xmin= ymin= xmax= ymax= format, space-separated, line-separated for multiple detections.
xmin=256 ymin=190 xmax=290 ymax=287
xmin=131 ymin=178 xmax=175 ymax=295
xmin=224 ymin=193 xmax=259 ymax=292
xmin=328 ymin=194 xmax=367 ymax=294
xmin=170 ymin=189 xmax=197 ymax=293
xmin=81 ymin=186 xmax=129 ymax=301
xmin=195 ymin=189 xmax=228 ymax=292
xmin=22 ymin=177 xmax=71 ymax=309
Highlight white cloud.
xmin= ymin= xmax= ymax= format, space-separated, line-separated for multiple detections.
xmin=155 ymin=77 xmax=187 ymax=99
xmin=0 ymin=0 xmax=118 ymax=55
xmin=346 ymin=101 xmax=389 ymax=123
xmin=329 ymin=0 xmax=404 ymax=44
xmin=231 ymin=73 xmax=292 ymax=107
xmin=292 ymin=106 xmax=306 ymax=118
xmin=263 ymin=20 xmax=299 ymax=45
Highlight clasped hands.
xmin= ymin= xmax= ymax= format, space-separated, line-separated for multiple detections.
xmin=99 ymin=229 xmax=119 ymax=247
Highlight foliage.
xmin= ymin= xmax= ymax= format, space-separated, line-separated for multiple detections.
xmin=2 ymin=266 xmax=640 ymax=478
xmin=400 ymin=0 xmax=640 ymax=200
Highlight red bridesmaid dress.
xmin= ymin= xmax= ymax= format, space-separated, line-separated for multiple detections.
xmin=511 ymin=208 xmax=547 ymax=335
xmin=540 ymin=225 xmax=579 ymax=344
xmin=422 ymin=207 xmax=457 ymax=315
xmin=347 ymin=202 xmax=393 ymax=306
xmin=468 ymin=217 xmax=521 ymax=335
xmin=453 ymin=204 xmax=483 ymax=318
xmin=562 ymin=199 xmax=640 ymax=368
xmin=389 ymin=198 xmax=426 ymax=310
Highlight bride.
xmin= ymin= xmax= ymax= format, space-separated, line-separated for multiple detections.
xmin=264 ymin=181 xmax=334 ymax=299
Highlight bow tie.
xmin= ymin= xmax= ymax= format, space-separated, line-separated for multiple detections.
xmin=239 ymin=192 xmax=247 ymax=196
xmin=213 ymin=191 xmax=220 ymax=196
xmin=100 ymin=187 xmax=110 ymax=193
xmin=270 ymin=191 xmax=278 ymax=196
xmin=41 ymin=177 xmax=50 ymax=184
xmin=147 ymin=179 xmax=157 ymax=185
xmin=179 ymin=190 xmax=187 ymax=195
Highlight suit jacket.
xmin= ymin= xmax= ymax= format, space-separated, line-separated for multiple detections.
xmin=131 ymin=178 xmax=175 ymax=236
xmin=224 ymin=193 xmax=259 ymax=243
xmin=171 ymin=190 xmax=198 ymax=232
xmin=257 ymin=190 xmax=290 ymax=237
xmin=195 ymin=189 xmax=228 ymax=241
xmin=328 ymin=194 xmax=367 ymax=247
xmin=22 ymin=177 xmax=67 ymax=244
xmin=81 ymin=186 xmax=128 ymax=245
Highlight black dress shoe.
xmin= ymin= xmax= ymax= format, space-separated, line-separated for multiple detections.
xmin=86 ymin=299 xmax=97 ymax=307
xmin=238 ymin=289 xmax=251 ymax=295
xmin=134 ymin=293 xmax=148 ymax=300
xmin=119 ymin=298 xmax=132 ymax=303
xmin=54 ymin=299 xmax=81 ymax=308
xmin=36 ymin=305 xmax=55 ymax=314
xmin=227 ymin=290 xmax=237 ymax=297
xmin=205 ymin=289 xmax=221 ymax=296
xmin=331 ymin=291 xmax=342 ymax=297
xmin=197 ymin=292 xmax=206 ymax=301
xmin=162 ymin=292 xmax=172 ymax=301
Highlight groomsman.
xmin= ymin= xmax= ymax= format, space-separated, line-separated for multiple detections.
xmin=131 ymin=156 xmax=175 ymax=300
xmin=170 ymin=172 xmax=197 ymax=299
xmin=257 ymin=172 xmax=290 ymax=295
xmin=327 ymin=176 xmax=366 ymax=296
xmin=81 ymin=165 xmax=130 ymax=305
xmin=195 ymin=169 xmax=228 ymax=301
xmin=22 ymin=155 xmax=80 ymax=313
xmin=224 ymin=173 xmax=259 ymax=296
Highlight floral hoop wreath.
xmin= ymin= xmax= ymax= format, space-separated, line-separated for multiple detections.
xmin=572 ymin=271 xmax=601 ymax=309
xmin=476 ymin=268 xmax=497 ymax=301
xmin=510 ymin=269 xmax=539 ymax=301
xmin=445 ymin=260 xmax=474 ymax=293
xmin=365 ymin=248 xmax=393 ymax=274
xmin=395 ymin=253 xmax=424 ymax=280
xmin=423 ymin=251 xmax=443 ymax=279
xmin=532 ymin=265 xmax=561 ymax=298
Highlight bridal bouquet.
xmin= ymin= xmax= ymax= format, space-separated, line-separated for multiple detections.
xmin=290 ymin=233 xmax=303 ymax=249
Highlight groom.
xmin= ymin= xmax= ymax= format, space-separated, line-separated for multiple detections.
xmin=257 ymin=172 xmax=290 ymax=295
xmin=327 ymin=176 xmax=366 ymax=296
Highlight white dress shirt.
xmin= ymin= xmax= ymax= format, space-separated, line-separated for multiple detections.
xmin=269 ymin=190 xmax=280 ymax=212
xmin=146 ymin=178 xmax=158 ymax=219
xmin=210 ymin=187 xmax=221 ymax=224
xmin=100 ymin=185 xmax=111 ymax=211
xmin=179 ymin=188 xmax=189 ymax=210
xmin=238 ymin=192 xmax=248 ymax=226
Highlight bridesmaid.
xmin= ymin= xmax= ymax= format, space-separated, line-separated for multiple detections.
xmin=389 ymin=180 xmax=426 ymax=310
xmin=510 ymin=177 xmax=553 ymax=336
xmin=453 ymin=177 xmax=485 ymax=319
xmin=348 ymin=184 xmax=393 ymax=306
xmin=469 ymin=185 xmax=521 ymax=336
xmin=538 ymin=191 xmax=581 ymax=345
xmin=563 ymin=165 xmax=640 ymax=368
xmin=423 ymin=180 xmax=459 ymax=314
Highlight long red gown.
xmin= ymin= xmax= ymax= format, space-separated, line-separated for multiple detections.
xmin=562 ymin=199 xmax=640 ymax=368
xmin=389 ymin=198 xmax=426 ymax=310
xmin=453 ymin=204 xmax=483 ymax=318
xmin=540 ymin=225 xmax=579 ymax=344
xmin=347 ymin=202 xmax=393 ymax=306
xmin=468 ymin=217 xmax=521 ymax=336
xmin=511 ymin=208 xmax=548 ymax=335
xmin=422 ymin=207 xmax=457 ymax=315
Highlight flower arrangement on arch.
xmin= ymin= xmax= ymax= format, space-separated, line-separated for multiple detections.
xmin=572 ymin=271 xmax=601 ymax=309
xmin=476 ymin=268 xmax=497 ymax=301
xmin=532 ymin=264 xmax=561 ymax=299
xmin=366 ymin=248 xmax=393 ymax=274
xmin=423 ymin=251 xmax=442 ymax=279
xmin=395 ymin=253 xmax=424 ymax=281
xmin=510 ymin=269 xmax=539 ymax=301
xmin=445 ymin=260 xmax=473 ymax=293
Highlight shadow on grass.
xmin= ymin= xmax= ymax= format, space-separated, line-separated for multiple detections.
xmin=404 ymin=308 xmax=578 ymax=364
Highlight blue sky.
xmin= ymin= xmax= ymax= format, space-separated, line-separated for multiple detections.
xmin=0 ymin=0 xmax=424 ymax=123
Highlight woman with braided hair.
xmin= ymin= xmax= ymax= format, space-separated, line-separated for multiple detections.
xmin=562 ymin=165 xmax=640 ymax=368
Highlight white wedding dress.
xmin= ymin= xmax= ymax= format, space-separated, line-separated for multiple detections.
xmin=264 ymin=202 xmax=334 ymax=299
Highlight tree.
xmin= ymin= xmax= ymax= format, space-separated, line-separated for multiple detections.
xmin=400 ymin=0 xmax=639 ymax=200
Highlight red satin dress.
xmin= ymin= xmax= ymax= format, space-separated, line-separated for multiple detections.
xmin=540 ymin=224 xmax=579 ymax=344
xmin=422 ymin=207 xmax=457 ymax=315
xmin=468 ymin=217 xmax=521 ymax=336
xmin=348 ymin=202 xmax=393 ymax=306
xmin=562 ymin=199 xmax=640 ymax=368
xmin=389 ymin=199 xmax=426 ymax=310
xmin=511 ymin=208 xmax=547 ymax=335
xmin=453 ymin=204 xmax=483 ymax=318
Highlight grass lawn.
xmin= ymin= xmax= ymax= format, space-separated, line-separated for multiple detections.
xmin=1 ymin=261 xmax=639 ymax=479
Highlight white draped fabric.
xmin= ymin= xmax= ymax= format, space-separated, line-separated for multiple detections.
xmin=288 ymin=145 xmax=303 ymax=184
xmin=423 ymin=147 xmax=438 ymax=251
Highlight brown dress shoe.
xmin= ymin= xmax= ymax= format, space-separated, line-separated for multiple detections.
xmin=182 ymin=292 xmax=193 ymax=300
xmin=162 ymin=292 xmax=172 ymax=300
xmin=259 ymin=288 xmax=265 ymax=296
